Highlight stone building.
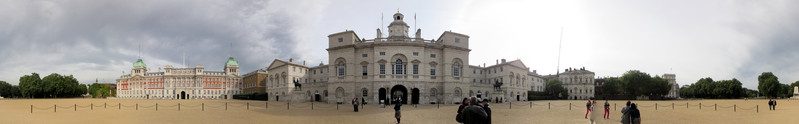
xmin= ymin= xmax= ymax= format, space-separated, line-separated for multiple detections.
xmin=242 ymin=69 xmax=268 ymax=94
xmin=264 ymin=11 xmax=546 ymax=104
xmin=559 ymin=67 xmax=595 ymax=100
xmin=662 ymin=74 xmax=679 ymax=98
xmin=116 ymin=57 xmax=243 ymax=99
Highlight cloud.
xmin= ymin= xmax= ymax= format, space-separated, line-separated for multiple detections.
xmin=0 ymin=0 xmax=327 ymax=84
xmin=733 ymin=0 xmax=799 ymax=87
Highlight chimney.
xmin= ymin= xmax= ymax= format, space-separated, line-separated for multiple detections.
xmin=290 ymin=58 xmax=294 ymax=63
xmin=496 ymin=60 xmax=499 ymax=65
xmin=501 ymin=59 xmax=506 ymax=63
xmin=483 ymin=63 xmax=486 ymax=67
xmin=533 ymin=70 xmax=537 ymax=74
xmin=303 ymin=60 xmax=306 ymax=65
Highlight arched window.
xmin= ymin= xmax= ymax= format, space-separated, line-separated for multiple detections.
xmin=453 ymin=62 xmax=461 ymax=77
xmin=336 ymin=88 xmax=344 ymax=98
xmin=430 ymin=88 xmax=437 ymax=96
xmin=362 ymin=89 xmax=368 ymax=97
xmin=395 ymin=59 xmax=404 ymax=75
xmin=337 ymin=61 xmax=346 ymax=76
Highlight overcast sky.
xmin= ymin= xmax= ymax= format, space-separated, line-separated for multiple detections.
xmin=1 ymin=0 xmax=797 ymax=90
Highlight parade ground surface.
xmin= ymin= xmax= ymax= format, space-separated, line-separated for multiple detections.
xmin=1 ymin=99 xmax=797 ymax=124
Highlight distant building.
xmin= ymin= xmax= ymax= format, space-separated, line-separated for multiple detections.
xmin=242 ymin=69 xmax=268 ymax=94
xmin=559 ymin=67 xmax=595 ymax=100
xmin=116 ymin=57 xmax=243 ymax=99
xmin=662 ymin=74 xmax=679 ymax=98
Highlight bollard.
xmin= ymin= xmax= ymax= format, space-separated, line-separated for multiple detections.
xmin=91 ymin=103 xmax=93 ymax=110
xmin=266 ymin=102 xmax=268 ymax=109
xmin=119 ymin=103 xmax=120 ymax=110
xmin=136 ymin=103 xmax=138 ymax=110
xmin=55 ymin=104 xmax=57 ymax=112
xmin=510 ymin=102 xmax=512 ymax=109
xmin=336 ymin=103 xmax=339 ymax=110
xmin=30 ymin=105 xmax=32 ymax=113
xmin=74 ymin=104 xmax=76 ymax=111
xmin=672 ymin=103 xmax=674 ymax=109
xmin=548 ymin=102 xmax=551 ymax=110
xmin=178 ymin=103 xmax=180 ymax=111
xmin=247 ymin=103 xmax=250 ymax=110
xmin=312 ymin=102 xmax=314 ymax=110
xmin=656 ymin=103 xmax=658 ymax=110
xmin=438 ymin=103 xmax=440 ymax=109
xmin=700 ymin=103 xmax=701 ymax=110
xmin=714 ymin=104 xmax=716 ymax=111
xmin=734 ymin=104 xmax=736 ymax=112
xmin=156 ymin=103 xmax=158 ymax=111
xmin=569 ymin=103 xmax=572 ymax=110
xmin=530 ymin=102 xmax=532 ymax=108
xmin=202 ymin=103 xmax=204 ymax=111
xmin=686 ymin=103 xmax=688 ymax=109
xmin=105 ymin=103 xmax=107 ymax=109
xmin=226 ymin=103 xmax=228 ymax=110
xmin=288 ymin=103 xmax=290 ymax=110
xmin=614 ymin=103 xmax=616 ymax=110
xmin=757 ymin=105 xmax=758 ymax=113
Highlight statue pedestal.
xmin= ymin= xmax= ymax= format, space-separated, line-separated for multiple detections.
xmin=792 ymin=86 xmax=799 ymax=99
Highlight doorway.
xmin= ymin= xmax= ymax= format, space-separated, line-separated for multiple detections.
xmin=390 ymin=85 xmax=408 ymax=104
xmin=379 ymin=88 xmax=387 ymax=104
xmin=411 ymin=88 xmax=419 ymax=104
xmin=180 ymin=91 xmax=186 ymax=99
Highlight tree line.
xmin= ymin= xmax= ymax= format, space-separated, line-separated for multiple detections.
xmin=89 ymin=83 xmax=114 ymax=98
xmin=678 ymin=78 xmax=750 ymax=98
xmin=540 ymin=70 xmax=672 ymax=100
xmin=3 ymin=73 xmax=88 ymax=98
xmin=757 ymin=72 xmax=799 ymax=98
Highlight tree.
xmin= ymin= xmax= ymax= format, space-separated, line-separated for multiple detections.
xmin=601 ymin=78 xmax=621 ymax=97
xmin=757 ymin=72 xmax=782 ymax=98
xmin=19 ymin=73 xmax=43 ymax=98
xmin=619 ymin=70 xmax=652 ymax=99
xmin=0 ymin=81 xmax=22 ymax=98
xmin=648 ymin=76 xmax=672 ymax=99
xmin=545 ymin=79 xmax=568 ymax=99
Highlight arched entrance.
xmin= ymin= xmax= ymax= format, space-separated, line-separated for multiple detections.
xmin=411 ymin=88 xmax=420 ymax=104
xmin=390 ymin=85 xmax=408 ymax=104
xmin=379 ymin=88 xmax=387 ymax=104
xmin=315 ymin=93 xmax=321 ymax=101
xmin=180 ymin=91 xmax=186 ymax=99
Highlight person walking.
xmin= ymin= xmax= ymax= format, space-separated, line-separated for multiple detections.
xmin=456 ymin=98 xmax=469 ymax=123
xmin=481 ymin=99 xmax=492 ymax=124
xmin=629 ymin=103 xmax=641 ymax=124
xmin=585 ymin=99 xmax=592 ymax=119
xmin=589 ymin=100 xmax=599 ymax=124
xmin=394 ymin=98 xmax=402 ymax=124
xmin=461 ymin=96 xmax=487 ymax=124
xmin=352 ymin=97 xmax=359 ymax=112
xmin=620 ymin=101 xmax=631 ymax=124
xmin=603 ymin=100 xmax=610 ymax=119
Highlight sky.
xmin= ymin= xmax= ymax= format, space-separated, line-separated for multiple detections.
xmin=1 ymin=0 xmax=798 ymax=90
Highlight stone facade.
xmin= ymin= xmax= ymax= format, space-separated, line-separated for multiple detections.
xmin=263 ymin=12 xmax=546 ymax=104
xmin=242 ymin=69 xmax=268 ymax=94
xmin=559 ymin=67 xmax=595 ymax=100
xmin=662 ymin=74 xmax=679 ymax=98
xmin=116 ymin=57 xmax=243 ymax=99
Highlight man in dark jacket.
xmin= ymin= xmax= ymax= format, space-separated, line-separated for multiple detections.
xmin=461 ymin=96 xmax=487 ymax=124
xmin=481 ymin=99 xmax=492 ymax=124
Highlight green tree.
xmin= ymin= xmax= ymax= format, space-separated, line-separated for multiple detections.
xmin=19 ymin=73 xmax=43 ymax=98
xmin=649 ymin=76 xmax=672 ymax=99
xmin=757 ymin=72 xmax=781 ymax=98
xmin=545 ymin=79 xmax=568 ymax=99
xmin=0 ymin=81 xmax=22 ymax=98
xmin=601 ymin=78 xmax=621 ymax=97
xmin=619 ymin=70 xmax=652 ymax=99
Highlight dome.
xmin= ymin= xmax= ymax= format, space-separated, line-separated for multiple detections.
xmin=226 ymin=57 xmax=239 ymax=66
xmin=133 ymin=59 xmax=146 ymax=67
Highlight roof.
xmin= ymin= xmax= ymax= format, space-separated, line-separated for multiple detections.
xmin=226 ymin=57 xmax=239 ymax=66
xmin=133 ymin=59 xmax=146 ymax=67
